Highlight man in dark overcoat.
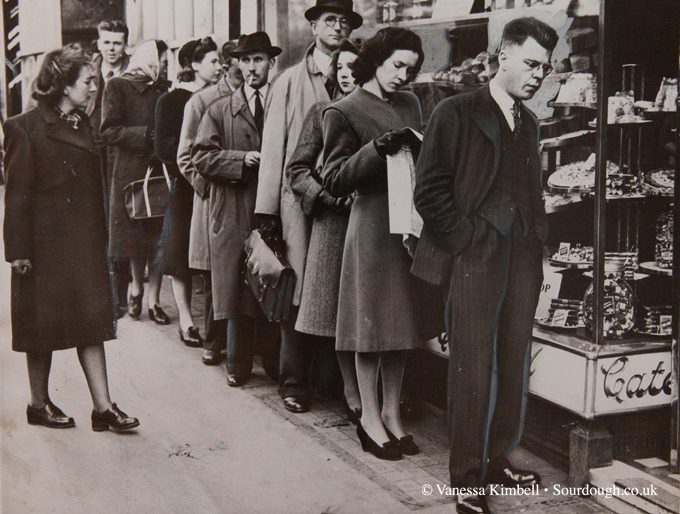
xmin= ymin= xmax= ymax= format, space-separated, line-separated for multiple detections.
xmin=191 ymin=32 xmax=280 ymax=387
xmin=413 ymin=17 xmax=558 ymax=514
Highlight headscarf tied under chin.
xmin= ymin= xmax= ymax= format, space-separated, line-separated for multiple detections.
xmin=123 ymin=40 xmax=161 ymax=83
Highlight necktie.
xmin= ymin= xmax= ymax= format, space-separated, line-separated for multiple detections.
xmin=105 ymin=70 xmax=114 ymax=81
xmin=511 ymin=101 xmax=522 ymax=139
xmin=254 ymin=89 xmax=264 ymax=137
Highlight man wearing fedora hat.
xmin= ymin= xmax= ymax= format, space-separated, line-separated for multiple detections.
xmin=191 ymin=32 xmax=281 ymax=387
xmin=254 ymin=0 xmax=363 ymax=414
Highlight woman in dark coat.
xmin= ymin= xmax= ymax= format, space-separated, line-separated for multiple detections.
xmin=3 ymin=44 xmax=138 ymax=431
xmin=101 ymin=40 xmax=170 ymax=324
xmin=322 ymin=28 xmax=425 ymax=460
xmin=154 ymin=37 xmax=221 ymax=346
xmin=286 ymin=40 xmax=361 ymax=420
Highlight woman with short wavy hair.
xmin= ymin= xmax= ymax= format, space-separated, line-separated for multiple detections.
xmin=3 ymin=44 xmax=138 ymax=431
xmin=154 ymin=37 xmax=221 ymax=346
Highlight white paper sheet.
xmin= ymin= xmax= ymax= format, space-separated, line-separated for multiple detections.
xmin=386 ymin=129 xmax=424 ymax=238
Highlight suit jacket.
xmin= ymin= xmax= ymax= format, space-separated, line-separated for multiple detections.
xmin=412 ymin=84 xmax=547 ymax=286
xmin=255 ymin=44 xmax=331 ymax=304
xmin=191 ymin=86 xmax=268 ymax=320
xmin=86 ymin=52 xmax=130 ymax=138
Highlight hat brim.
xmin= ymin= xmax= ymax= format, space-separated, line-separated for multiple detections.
xmin=231 ymin=46 xmax=282 ymax=58
xmin=304 ymin=6 xmax=363 ymax=29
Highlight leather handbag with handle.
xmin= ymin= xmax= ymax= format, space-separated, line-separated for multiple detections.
xmin=124 ymin=162 xmax=171 ymax=220
xmin=243 ymin=229 xmax=296 ymax=322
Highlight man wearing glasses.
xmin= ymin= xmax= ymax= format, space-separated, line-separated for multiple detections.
xmin=413 ymin=17 xmax=558 ymax=514
xmin=255 ymin=0 xmax=363 ymax=414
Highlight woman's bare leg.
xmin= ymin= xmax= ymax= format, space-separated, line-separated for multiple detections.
xmin=76 ymin=344 xmax=113 ymax=413
xmin=26 ymin=352 xmax=52 ymax=408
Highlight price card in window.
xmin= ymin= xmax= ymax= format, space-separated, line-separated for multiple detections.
xmin=551 ymin=309 xmax=570 ymax=327
xmin=558 ymin=242 xmax=571 ymax=260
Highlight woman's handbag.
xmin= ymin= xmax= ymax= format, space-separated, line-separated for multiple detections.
xmin=123 ymin=162 xmax=171 ymax=220
xmin=243 ymin=229 xmax=296 ymax=323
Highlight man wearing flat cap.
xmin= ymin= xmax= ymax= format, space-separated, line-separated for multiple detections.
xmin=254 ymin=0 xmax=363 ymax=414
xmin=191 ymin=32 xmax=280 ymax=388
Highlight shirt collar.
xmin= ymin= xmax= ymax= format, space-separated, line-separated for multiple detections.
xmin=243 ymin=82 xmax=268 ymax=101
xmin=489 ymin=77 xmax=519 ymax=129
xmin=312 ymin=46 xmax=332 ymax=78
xmin=101 ymin=60 xmax=124 ymax=81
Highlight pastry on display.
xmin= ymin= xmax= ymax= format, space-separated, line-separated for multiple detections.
xmin=607 ymin=93 xmax=640 ymax=123
xmin=606 ymin=173 xmax=644 ymax=197
xmin=654 ymin=77 xmax=678 ymax=111
xmin=547 ymin=154 xmax=620 ymax=191
xmin=643 ymin=168 xmax=675 ymax=196
xmin=551 ymin=243 xmax=593 ymax=264
xmin=655 ymin=208 xmax=673 ymax=269
xmin=554 ymin=73 xmax=597 ymax=104
xmin=637 ymin=305 xmax=672 ymax=336
xmin=432 ymin=52 xmax=498 ymax=85
xmin=583 ymin=270 xmax=636 ymax=339
xmin=537 ymin=299 xmax=584 ymax=328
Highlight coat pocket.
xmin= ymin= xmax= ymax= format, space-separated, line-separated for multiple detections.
xmin=210 ymin=187 xmax=225 ymax=234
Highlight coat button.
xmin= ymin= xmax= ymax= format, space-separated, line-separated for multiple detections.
xmin=66 ymin=196 xmax=73 ymax=205
xmin=71 ymin=166 xmax=77 ymax=176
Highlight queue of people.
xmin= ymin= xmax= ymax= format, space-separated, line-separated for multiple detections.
xmin=3 ymin=0 xmax=558 ymax=511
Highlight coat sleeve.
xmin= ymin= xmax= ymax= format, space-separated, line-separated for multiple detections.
xmin=321 ymin=108 xmax=385 ymax=197
xmin=154 ymin=92 xmax=182 ymax=170
xmin=3 ymin=117 xmax=36 ymax=261
xmin=191 ymin=103 xmax=250 ymax=183
xmin=413 ymin=99 xmax=473 ymax=252
xmin=285 ymin=104 xmax=325 ymax=216
xmin=177 ymin=95 xmax=209 ymax=197
xmin=100 ymin=79 xmax=149 ymax=150
xmin=254 ymin=74 xmax=289 ymax=216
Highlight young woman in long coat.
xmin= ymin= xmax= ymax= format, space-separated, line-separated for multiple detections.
xmin=154 ymin=37 xmax=221 ymax=347
xmin=101 ymin=40 xmax=170 ymax=324
xmin=322 ymin=28 xmax=425 ymax=460
xmin=3 ymin=44 xmax=138 ymax=431
xmin=286 ymin=40 xmax=361 ymax=420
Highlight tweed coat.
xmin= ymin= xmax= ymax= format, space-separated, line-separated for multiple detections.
xmin=255 ymin=44 xmax=331 ymax=305
xmin=3 ymin=105 xmax=115 ymax=352
xmin=191 ymin=86 xmax=271 ymax=320
xmin=177 ymin=77 xmax=235 ymax=270
xmin=322 ymin=88 xmax=426 ymax=352
xmin=101 ymin=76 xmax=168 ymax=259
xmin=412 ymin=85 xmax=547 ymax=286
xmin=286 ymin=101 xmax=350 ymax=337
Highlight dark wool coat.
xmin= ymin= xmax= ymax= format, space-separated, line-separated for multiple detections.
xmin=322 ymin=88 xmax=427 ymax=352
xmin=100 ymin=76 xmax=168 ymax=259
xmin=191 ymin=87 xmax=269 ymax=320
xmin=154 ymin=87 xmax=194 ymax=276
xmin=3 ymin=105 xmax=115 ymax=352
xmin=286 ymin=101 xmax=350 ymax=338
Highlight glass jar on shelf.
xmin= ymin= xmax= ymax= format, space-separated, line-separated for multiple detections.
xmin=582 ymin=258 xmax=636 ymax=339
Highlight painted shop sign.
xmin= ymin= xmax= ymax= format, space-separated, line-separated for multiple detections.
xmin=528 ymin=342 xmax=587 ymax=413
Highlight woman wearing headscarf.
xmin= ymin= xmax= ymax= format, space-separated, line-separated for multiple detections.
xmin=322 ymin=28 xmax=425 ymax=460
xmin=286 ymin=39 xmax=361 ymax=421
xmin=154 ymin=37 xmax=221 ymax=347
xmin=101 ymin=39 xmax=170 ymax=324
xmin=3 ymin=44 xmax=138 ymax=431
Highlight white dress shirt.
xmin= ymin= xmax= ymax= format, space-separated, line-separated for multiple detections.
xmin=312 ymin=47 xmax=332 ymax=78
xmin=489 ymin=78 xmax=519 ymax=131
xmin=243 ymin=83 xmax=269 ymax=117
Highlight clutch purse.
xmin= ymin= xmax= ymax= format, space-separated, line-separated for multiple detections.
xmin=124 ymin=162 xmax=171 ymax=220
xmin=243 ymin=229 xmax=296 ymax=322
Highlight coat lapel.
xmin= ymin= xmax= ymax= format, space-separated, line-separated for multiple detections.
xmin=471 ymin=85 xmax=502 ymax=209
xmin=39 ymin=104 xmax=95 ymax=152
xmin=231 ymin=86 xmax=258 ymax=134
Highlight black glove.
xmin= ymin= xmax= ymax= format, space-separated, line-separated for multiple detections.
xmin=374 ymin=128 xmax=421 ymax=158
xmin=319 ymin=190 xmax=354 ymax=213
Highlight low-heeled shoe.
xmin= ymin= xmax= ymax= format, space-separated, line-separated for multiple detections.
xmin=179 ymin=326 xmax=203 ymax=347
xmin=202 ymin=349 xmax=224 ymax=365
xmin=283 ymin=396 xmax=309 ymax=413
xmin=486 ymin=456 xmax=541 ymax=488
xmin=226 ymin=373 xmax=249 ymax=387
xmin=27 ymin=402 xmax=75 ymax=429
xmin=128 ymin=292 xmax=143 ymax=319
xmin=148 ymin=305 xmax=170 ymax=325
xmin=456 ymin=494 xmax=490 ymax=514
xmin=385 ymin=427 xmax=420 ymax=455
xmin=91 ymin=403 xmax=140 ymax=432
xmin=357 ymin=423 xmax=402 ymax=460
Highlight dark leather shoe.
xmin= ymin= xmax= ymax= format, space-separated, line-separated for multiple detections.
xmin=148 ymin=305 xmax=170 ymax=325
xmin=486 ymin=456 xmax=541 ymax=488
xmin=342 ymin=397 xmax=361 ymax=425
xmin=128 ymin=292 xmax=143 ymax=319
xmin=179 ymin=326 xmax=202 ymax=347
xmin=283 ymin=396 xmax=309 ymax=413
xmin=227 ymin=373 xmax=248 ymax=387
xmin=357 ymin=423 xmax=402 ymax=460
xmin=91 ymin=403 xmax=140 ymax=432
xmin=27 ymin=402 xmax=75 ymax=429
xmin=385 ymin=427 xmax=419 ymax=455
xmin=456 ymin=494 xmax=490 ymax=514
xmin=202 ymin=349 xmax=224 ymax=365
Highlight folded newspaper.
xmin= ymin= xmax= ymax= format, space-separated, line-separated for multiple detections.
xmin=387 ymin=128 xmax=424 ymax=237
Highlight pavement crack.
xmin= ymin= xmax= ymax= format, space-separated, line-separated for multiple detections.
xmin=168 ymin=443 xmax=197 ymax=459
